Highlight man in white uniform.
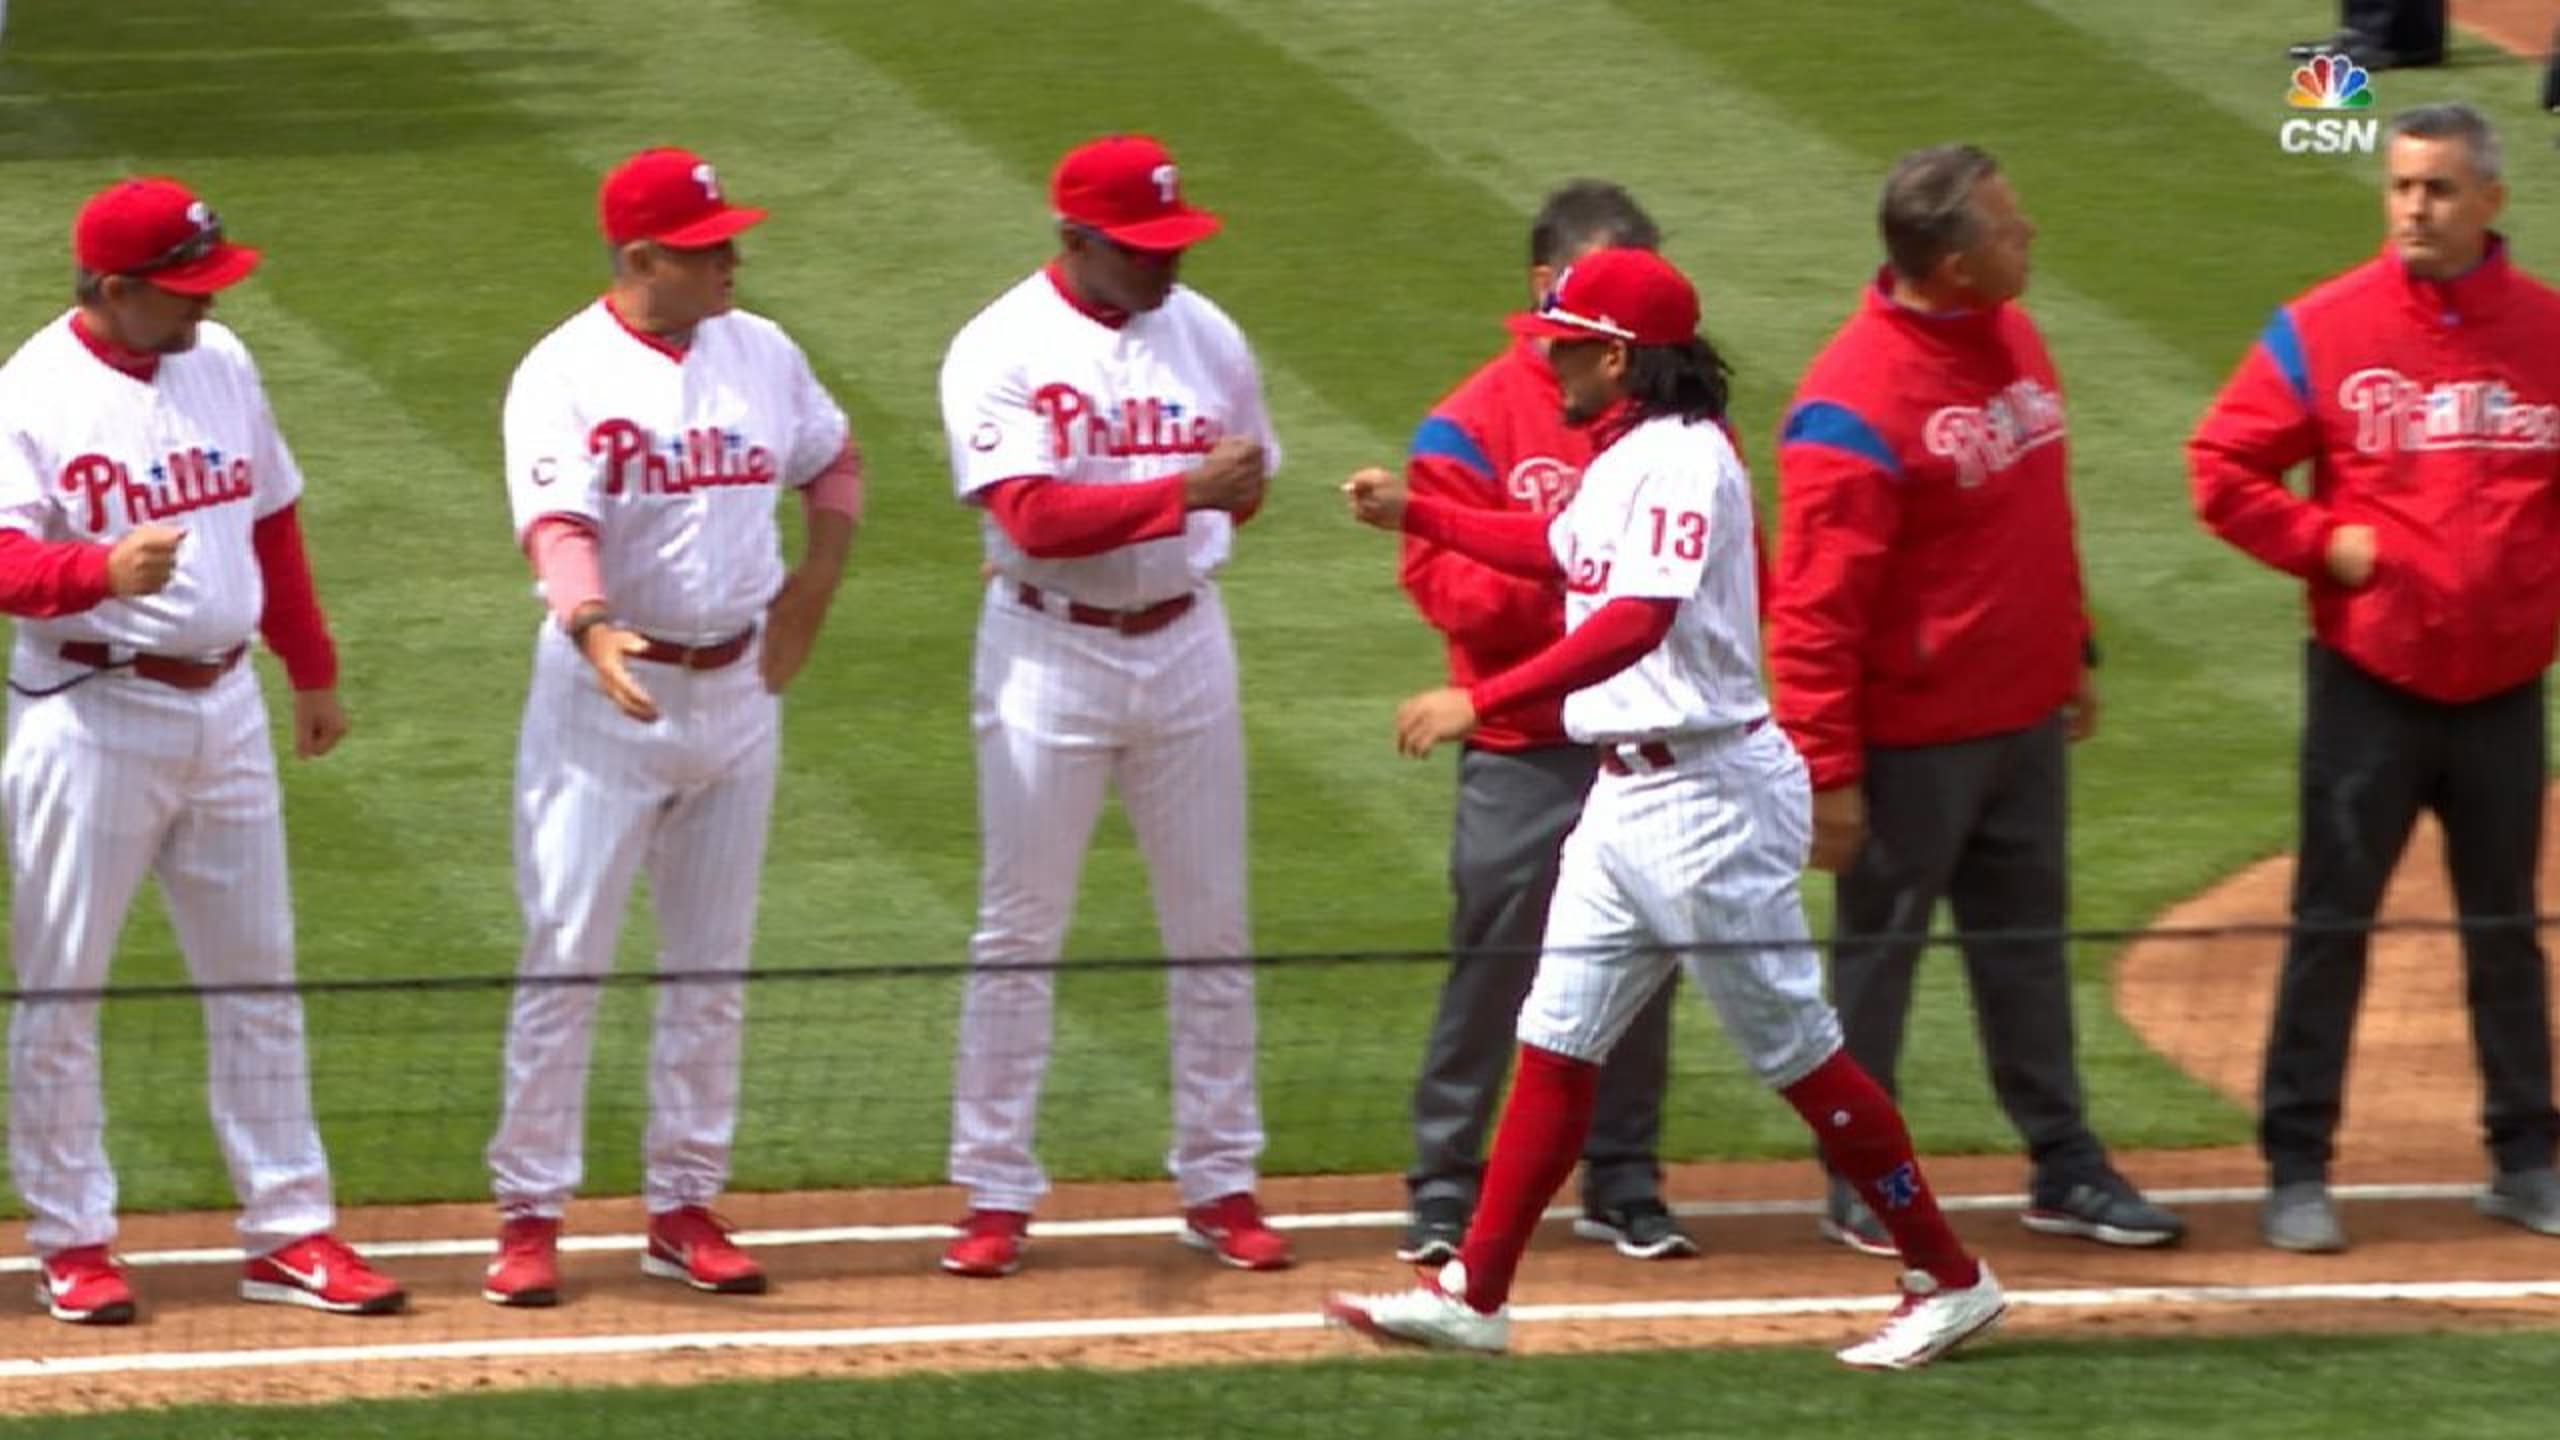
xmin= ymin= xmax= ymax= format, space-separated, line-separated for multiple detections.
xmin=1323 ymin=248 xmax=2005 ymax=1371
xmin=483 ymin=147 xmax=861 ymax=1307
xmin=0 ymin=176 xmax=404 ymax=1323
xmin=936 ymin=134 xmax=1287 ymax=1278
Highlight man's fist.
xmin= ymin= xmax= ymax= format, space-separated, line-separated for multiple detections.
xmin=107 ymin=525 xmax=185 ymax=597
xmin=2325 ymin=523 xmax=2377 ymax=588
xmin=1183 ymin=437 xmax=1267 ymax=514
xmin=1343 ymin=466 xmax=1407 ymax=531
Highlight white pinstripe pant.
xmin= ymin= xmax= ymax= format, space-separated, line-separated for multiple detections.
xmin=4 ymin=664 xmax=335 ymax=1257
xmin=487 ymin=624 xmax=778 ymax=1217
xmin=1519 ymin=722 xmax=1844 ymax=1090
xmin=950 ymin=581 xmax=1261 ymax=1212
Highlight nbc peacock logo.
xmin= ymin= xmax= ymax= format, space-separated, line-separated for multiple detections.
xmin=2279 ymin=56 xmax=2379 ymax=154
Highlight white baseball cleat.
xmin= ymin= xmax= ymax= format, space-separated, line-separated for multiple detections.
xmin=1835 ymin=1262 xmax=2007 ymax=1371
xmin=1322 ymin=1260 xmax=1510 ymax=1354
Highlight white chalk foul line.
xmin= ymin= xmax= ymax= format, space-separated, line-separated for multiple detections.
xmin=3 ymin=1277 xmax=2558 ymax=1381
xmin=0 ymin=1181 xmax=2486 ymax=1273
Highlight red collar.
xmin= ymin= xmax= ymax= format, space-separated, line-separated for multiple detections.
xmin=2387 ymin=234 xmax=2512 ymax=326
xmin=1863 ymin=266 xmax=2005 ymax=340
xmin=68 ymin=312 xmax=160 ymax=382
xmin=602 ymin=294 xmax=690 ymax=361
xmin=1044 ymin=260 xmax=1130 ymax=330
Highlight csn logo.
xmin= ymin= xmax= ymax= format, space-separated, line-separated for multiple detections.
xmin=2279 ymin=54 xmax=2378 ymax=154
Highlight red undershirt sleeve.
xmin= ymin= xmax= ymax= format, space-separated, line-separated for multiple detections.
xmin=1467 ymin=596 xmax=1679 ymax=719
xmin=1400 ymin=495 xmax=1562 ymax=580
xmin=250 ymin=504 xmax=339 ymax=691
xmin=979 ymin=475 xmax=1189 ymax=558
xmin=0 ymin=531 xmax=115 ymax=618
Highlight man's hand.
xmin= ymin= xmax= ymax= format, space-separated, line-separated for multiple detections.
xmin=760 ymin=571 xmax=835 ymax=695
xmin=1182 ymin=436 xmax=1267 ymax=514
xmin=106 ymin=525 xmax=185 ymax=597
xmin=289 ymin=689 xmax=349 ymax=759
xmin=1394 ymin=686 xmax=1477 ymax=758
xmin=573 ymin=608 xmax=660 ymax=723
xmin=2065 ymin=670 xmax=2101 ymax=743
xmin=2325 ymin=523 xmax=2377 ymax=588
xmin=1343 ymin=466 xmax=1407 ymax=531
xmin=1809 ymin=785 xmax=1867 ymax=874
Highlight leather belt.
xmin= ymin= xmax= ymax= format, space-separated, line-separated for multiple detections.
xmin=630 ymin=626 xmax=755 ymax=670
xmin=59 ymin=641 xmax=246 ymax=692
xmin=1015 ymin=582 xmax=1195 ymax=637
xmin=1595 ymin=718 xmax=1767 ymax=777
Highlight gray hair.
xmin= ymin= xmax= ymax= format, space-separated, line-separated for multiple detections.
xmin=73 ymin=268 xmax=105 ymax=305
xmin=2388 ymin=102 xmax=2502 ymax=182
xmin=1878 ymin=144 xmax=2001 ymax=282
xmin=1527 ymin=180 xmax=1662 ymax=268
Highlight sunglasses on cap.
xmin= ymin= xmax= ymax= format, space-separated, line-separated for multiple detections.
xmin=128 ymin=210 xmax=225 ymax=276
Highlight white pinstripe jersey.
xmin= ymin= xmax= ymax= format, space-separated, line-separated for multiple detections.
xmin=504 ymin=300 xmax=849 ymax=642
xmin=938 ymin=270 xmax=1281 ymax=610
xmin=1549 ymin=414 xmax=1769 ymax=742
xmin=0 ymin=313 xmax=300 ymax=659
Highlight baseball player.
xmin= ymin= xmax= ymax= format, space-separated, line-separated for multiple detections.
xmin=1394 ymin=180 xmax=1693 ymax=1267
xmin=1323 ymin=248 xmax=2003 ymax=1371
xmin=482 ymin=147 xmax=860 ymax=1306
xmin=0 ymin=177 xmax=405 ymax=1323
xmin=936 ymin=134 xmax=1287 ymax=1279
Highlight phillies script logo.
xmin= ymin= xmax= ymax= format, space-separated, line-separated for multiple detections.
xmin=59 ymin=448 xmax=251 ymax=531
xmin=1562 ymin=532 xmax=1611 ymax=596
xmin=1922 ymin=378 xmax=2066 ymax=488
xmin=1506 ymin=456 xmax=1579 ymax=512
xmin=1030 ymin=384 xmax=1221 ymax=462
xmin=587 ymin=419 xmax=775 ymax=496
xmin=2337 ymin=369 xmax=2560 ymax=456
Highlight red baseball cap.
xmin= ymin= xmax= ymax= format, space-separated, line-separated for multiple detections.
xmin=599 ymin=147 xmax=767 ymax=248
xmin=1052 ymin=135 xmax=1221 ymax=251
xmin=1508 ymin=248 xmax=1699 ymax=347
xmin=73 ymin=177 xmax=260 ymax=295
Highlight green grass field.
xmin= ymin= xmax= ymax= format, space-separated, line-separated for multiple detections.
xmin=3 ymin=0 xmax=2559 ymax=1430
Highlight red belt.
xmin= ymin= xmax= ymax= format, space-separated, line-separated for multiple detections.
xmin=1015 ymin=583 xmax=1195 ymax=637
xmin=630 ymin=627 xmax=754 ymax=670
xmin=1595 ymin=718 xmax=1766 ymax=777
xmin=59 ymin=641 xmax=246 ymax=691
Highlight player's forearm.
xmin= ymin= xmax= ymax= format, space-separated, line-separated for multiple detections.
xmin=1467 ymin=597 xmax=1676 ymax=718
xmin=981 ymin=474 xmax=1188 ymax=558
xmin=524 ymin=513 xmax=607 ymax=626
xmin=1401 ymin=496 xmax=1560 ymax=580
xmin=791 ymin=509 xmax=857 ymax=596
xmin=0 ymin=530 xmax=114 ymax=618
xmin=250 ymin=504 xmax=339 ymax=691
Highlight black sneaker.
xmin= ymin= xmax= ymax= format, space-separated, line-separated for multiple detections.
xmin=1395 ymin=1198 xmax=1467 ymax=1265
xmin=1818 ymin=1178 xmax=1898 ymax=1259
xmin=2023 ymin=1167 xmax=2185 ymax=1248
xmin=1570 ymin=1197 xmax=1698 ymax=1260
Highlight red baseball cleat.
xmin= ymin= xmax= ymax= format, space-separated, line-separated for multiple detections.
xmin=1182 ymin=1192 xmax=1293 ymax=1271
xmin=242 ymin=1232 xmax=407 ymax=1315
xmin=37 ymin=1245 xmax=135 ymax=1326
xmin=642 ymin=1206 xmax=767 ymax=1294
xmin=941 ymin=1209 xmax=1030 ymax=1278
xmin=483 ymin=1215 xmax=562 ymax=1308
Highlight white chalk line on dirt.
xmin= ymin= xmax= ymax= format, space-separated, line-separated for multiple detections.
xmin=3 ymin=1276 xmax=2559 ymax=1381
xmin=0 ymin=1181 xmax=2488 ymax=1272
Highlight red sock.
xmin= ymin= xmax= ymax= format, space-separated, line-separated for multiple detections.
xmin=1779 ymin=1049 xmax=1977 ymax=1289
xmin=1451 ymin=1044 xmax=1598 ymax=1313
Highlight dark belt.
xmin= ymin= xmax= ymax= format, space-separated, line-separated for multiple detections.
xmin=59 ymin=641 xmax=246 ymax=691
xmin=630 ymin=626 xmax=755 ymax=670
xmin=1595 ymin=718 xmax=1767 ymax=777
xmin=1015 ymin=582 xmax=1195 ymax=637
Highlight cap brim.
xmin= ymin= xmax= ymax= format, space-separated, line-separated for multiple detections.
xmin=1094 ymin=208 xmax=1222 ymax=252
xmin=654 ymin=205 xmax=767 ymax=249
xmin=1505 ymin=310 xmax=1622 ymax=343
xmin=148 ymin=243 xmax=261 ymax=296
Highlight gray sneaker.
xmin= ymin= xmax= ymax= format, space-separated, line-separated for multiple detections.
xmin=2022 ymin=1167 xmax=2186 ymax=1248
xmin=2261 ymin=1180 xmax=2348 ymax=1253
xmin=1572 ymin=1197 xmax=1700 ymax=1260
xmin=1395 ymin=1197 xmax=1468 ymax=1265
xmin=2476 ymin=1168 xmax=2560 ymax=1237
xmin=1818 ymin=1178 xmax=1899 ymax=1259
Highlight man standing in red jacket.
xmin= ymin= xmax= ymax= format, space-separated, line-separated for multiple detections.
xmin=1770 ymin=144 xmax=2182 ymax=1256
xmin=2192 ymin=102 xmax=2560 ymax=1252
xmin=1392 ymin=181 xmax=1693 ymax=1267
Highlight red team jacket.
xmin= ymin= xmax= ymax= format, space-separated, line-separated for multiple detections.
xmin=1400 ymin=340 xmax=1593 ymax=752
xmin=2190 ymin=239 xmax=2560 ymax=704
xmin=1768 ymin=274 xmax=2089 ymax=791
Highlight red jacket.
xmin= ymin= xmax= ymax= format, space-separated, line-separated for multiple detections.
xmin=1399 ymin=340 xmax=1590 ymax=751
xmin=1768 ymin=274 xmax=2090 ymax=790
xmin=2190 ymin=239 xmax=2560 ymax=703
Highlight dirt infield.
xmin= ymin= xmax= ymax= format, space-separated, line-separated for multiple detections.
xmin=2454 ymin=0 xmax=2559 ymax=60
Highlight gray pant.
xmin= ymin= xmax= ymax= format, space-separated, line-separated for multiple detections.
xmin=1407 ymin=745 xmax=1676 ymax=1214
xmin=1830 ymin=712 xmax=2105 ymax=1181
